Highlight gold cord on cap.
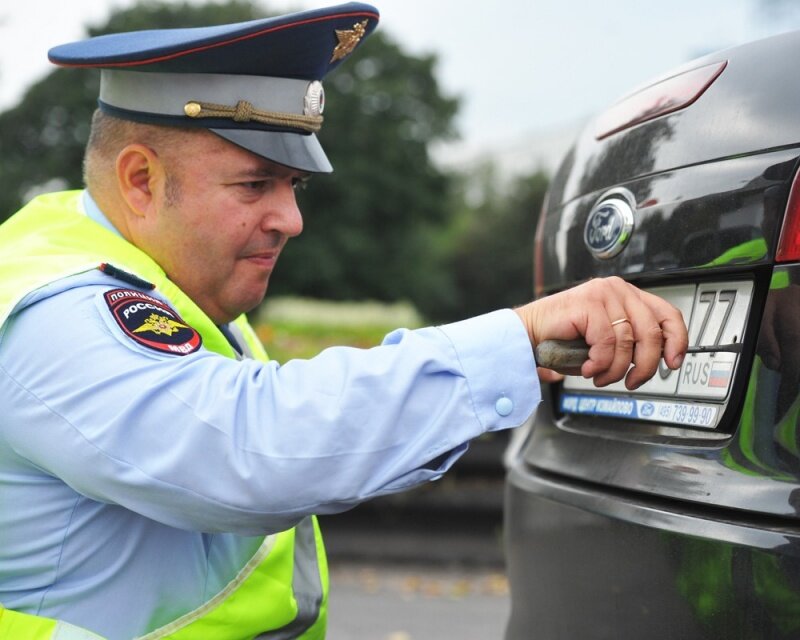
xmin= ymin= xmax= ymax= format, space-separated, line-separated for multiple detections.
xmin=184 ymin=100 xmax=323 ymax=133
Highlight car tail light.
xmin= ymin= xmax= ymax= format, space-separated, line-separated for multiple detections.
xmin=533 ymin=191 xmax=549 ymax=299
xmin=776 ymin=167 xmax=800 ymax=262
xmin=594 ymin=61 xmax=727 ymax=140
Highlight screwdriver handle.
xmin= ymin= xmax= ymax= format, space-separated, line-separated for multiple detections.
xmin=533 ymin=338 xmax=743 ymax=373
xmin=533 ymin=339 xmax=590 ymax=372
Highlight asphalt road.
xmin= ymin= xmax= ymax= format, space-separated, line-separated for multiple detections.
xmin=320 ymin=446 xmax=511 ymax=638
xmin=326 ymin=563 xmax=511 ymax=640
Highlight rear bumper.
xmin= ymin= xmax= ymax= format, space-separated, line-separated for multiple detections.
xmin=504 ymin=465 xmax=800 ymax=640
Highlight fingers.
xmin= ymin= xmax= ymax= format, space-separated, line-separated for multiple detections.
xmin=580 ymin=294 xmax=635 ymax=386
xmin=523 ymin=276 xmax=688 ymax=390
xmin=573 ymin=278 xmax=674 ymax=389
xmin=634 ymin=287 xmax=688 ymax=371
xmin=608 ymin=279 xmax=687 ymax=389
xmin=537 ymin=367 xmax=566 ymax=384
xmin=621 ymin=285 xmax=686 ymax=389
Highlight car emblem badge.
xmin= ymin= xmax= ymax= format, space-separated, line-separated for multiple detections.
xmin=584 ymin=189 xmax=636 ymax=259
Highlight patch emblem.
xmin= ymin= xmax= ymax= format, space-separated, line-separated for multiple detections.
xmin=104 ymin=289 xmax=202 ymax=356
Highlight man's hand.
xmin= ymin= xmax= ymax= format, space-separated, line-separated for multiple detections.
xmin=515 ymin=277 xmax=688 ymax=390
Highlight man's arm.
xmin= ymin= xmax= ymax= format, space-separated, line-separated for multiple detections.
xmin=0 ymin=282 xmax=539 ymax=535
xmin=0 ymin=275 xmax=685 ymax=536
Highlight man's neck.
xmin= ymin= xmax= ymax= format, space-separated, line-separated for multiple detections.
xmin=82 ymin=190 xmax=124 ymax=238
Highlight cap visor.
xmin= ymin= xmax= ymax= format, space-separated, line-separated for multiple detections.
xmin=210 ymin=128 xmax=332 ymax=173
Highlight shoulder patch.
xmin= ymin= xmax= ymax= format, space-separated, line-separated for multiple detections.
xmin=104 ymin=288 xmax=202 ymax=356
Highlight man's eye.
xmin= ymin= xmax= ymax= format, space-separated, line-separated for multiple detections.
xmin=293 ymin=176 xmax=311 ymax=191
xmin=242 ymin=181 xmax=268 ymax=191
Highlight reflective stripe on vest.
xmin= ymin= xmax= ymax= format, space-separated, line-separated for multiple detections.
xmin=0 ymin=191 xmax=328 ymax=639
xmin=0 ymin=605 xmax=104 ymax=639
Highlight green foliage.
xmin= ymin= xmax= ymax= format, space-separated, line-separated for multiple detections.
xmin=254 ymin=320 xmax=396 ymax=363
xmin=250 ymin=296 xmax=422 ymax=363
xmin=88 ymin=0 xmax=263 ymax=35
xmin=271 ymin=31 xmax=460 ymax=311
xmin=424 ymin=165 xmax=548 ymax=321
xmin=0 ymin=1 xmax=265 ymax=220
xmin=0 ymin=0 xmax=547 ymax=327
xmin=0 ymin=68 xmax=91 ymax=218
xmin=0 ymin=0 xmax=461 ymax=316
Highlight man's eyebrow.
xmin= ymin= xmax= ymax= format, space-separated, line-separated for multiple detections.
xmin=231 ymin=168 xmax=280 ymax=179
xmin=230 ymin=167 xmax=311 ymax=180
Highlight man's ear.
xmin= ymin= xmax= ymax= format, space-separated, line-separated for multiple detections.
xmin=115 ymin=144 xmax=165 ymax=218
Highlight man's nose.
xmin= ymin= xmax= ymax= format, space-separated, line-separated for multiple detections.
xmin=261 ymin=182 xmax=303 ymax=238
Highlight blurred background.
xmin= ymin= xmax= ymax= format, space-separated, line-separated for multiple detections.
xmin=3 ymin=1 xmax=800 ymax=637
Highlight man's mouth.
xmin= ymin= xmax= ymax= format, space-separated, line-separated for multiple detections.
xmin=243 ymin=251 xmax=279 ymax=269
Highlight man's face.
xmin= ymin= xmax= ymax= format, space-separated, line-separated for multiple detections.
xmin=142 ymin=131 xmax=306 ymax=324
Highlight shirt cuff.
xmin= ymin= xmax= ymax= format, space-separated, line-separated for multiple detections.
xmin=437 ymin=309 xmax=541 ymax=432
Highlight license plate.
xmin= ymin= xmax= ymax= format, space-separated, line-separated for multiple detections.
xmin=560 ymin=280 xmax=753 ymax=428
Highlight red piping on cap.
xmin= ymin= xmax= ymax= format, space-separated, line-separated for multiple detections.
xmin=50 ymin=10 xmax=379 ymax=69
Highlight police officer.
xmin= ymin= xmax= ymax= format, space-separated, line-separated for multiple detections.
xmin=0 ymin=3 xmax=688 ymax=638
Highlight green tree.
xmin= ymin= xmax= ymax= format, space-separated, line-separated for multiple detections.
xmin=272 ymin=31 xmax=459 ymax=308
xmin=0 ymin=1 xmax=461 ymax=315
xmin=427 ymin=165 xmax=548 ymax=321
xmin=0 ymin=1 xmax=264 ymax=220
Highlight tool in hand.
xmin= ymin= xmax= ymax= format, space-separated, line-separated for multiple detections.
xmin=534 ymin=339 xmax=743 ymax=374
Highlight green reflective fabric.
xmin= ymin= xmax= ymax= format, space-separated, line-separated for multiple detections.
xmin=0 ymin=191 xmax=234 ymax=357
xmin=0 ymin=605 xmax=106 ymax=639
xmin=0 ymin=192 xmax=328 ymax=639
xmin=0 ymin=605 xmax=58 ymax=639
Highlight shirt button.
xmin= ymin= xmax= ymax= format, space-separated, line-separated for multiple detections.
xmin=495 ymin=397 xmax=514 ymax=417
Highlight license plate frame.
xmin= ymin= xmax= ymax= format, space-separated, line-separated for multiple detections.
xmin=560 ymin=280 xmax=753 ymax=429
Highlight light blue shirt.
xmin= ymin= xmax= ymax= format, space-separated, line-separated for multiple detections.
xmin=0 ymin=195 xmax=540 ymax=638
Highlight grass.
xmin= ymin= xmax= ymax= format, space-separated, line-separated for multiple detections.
xmin=251 ymin=297 xmax=424 ymax=363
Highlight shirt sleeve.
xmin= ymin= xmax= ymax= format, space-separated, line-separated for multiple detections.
xmin=0 ymin=283 xmax=540 ymax=535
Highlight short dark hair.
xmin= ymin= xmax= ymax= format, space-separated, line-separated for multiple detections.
xmin=83 ymin=109 xmax=201 ymax=203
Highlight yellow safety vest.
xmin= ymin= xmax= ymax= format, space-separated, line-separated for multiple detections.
xmin=0 ymin=191 xmax=328 ymax=639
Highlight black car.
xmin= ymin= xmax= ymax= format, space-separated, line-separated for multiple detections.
xmin=505 ymin=30 xmax=800 ymax=640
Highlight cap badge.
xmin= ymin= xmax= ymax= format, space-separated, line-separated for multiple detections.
xmin=304 ymin=81 xmax=325 ymax=117
xmin=331 ymin=19 xmax=369 ymax=62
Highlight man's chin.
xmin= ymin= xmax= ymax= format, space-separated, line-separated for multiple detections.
xmin=238 ymin=280 xmax=272 ymax=316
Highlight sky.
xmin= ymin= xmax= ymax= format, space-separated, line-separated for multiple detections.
xmin=1 ymin=0 xmax=799 ymax=170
